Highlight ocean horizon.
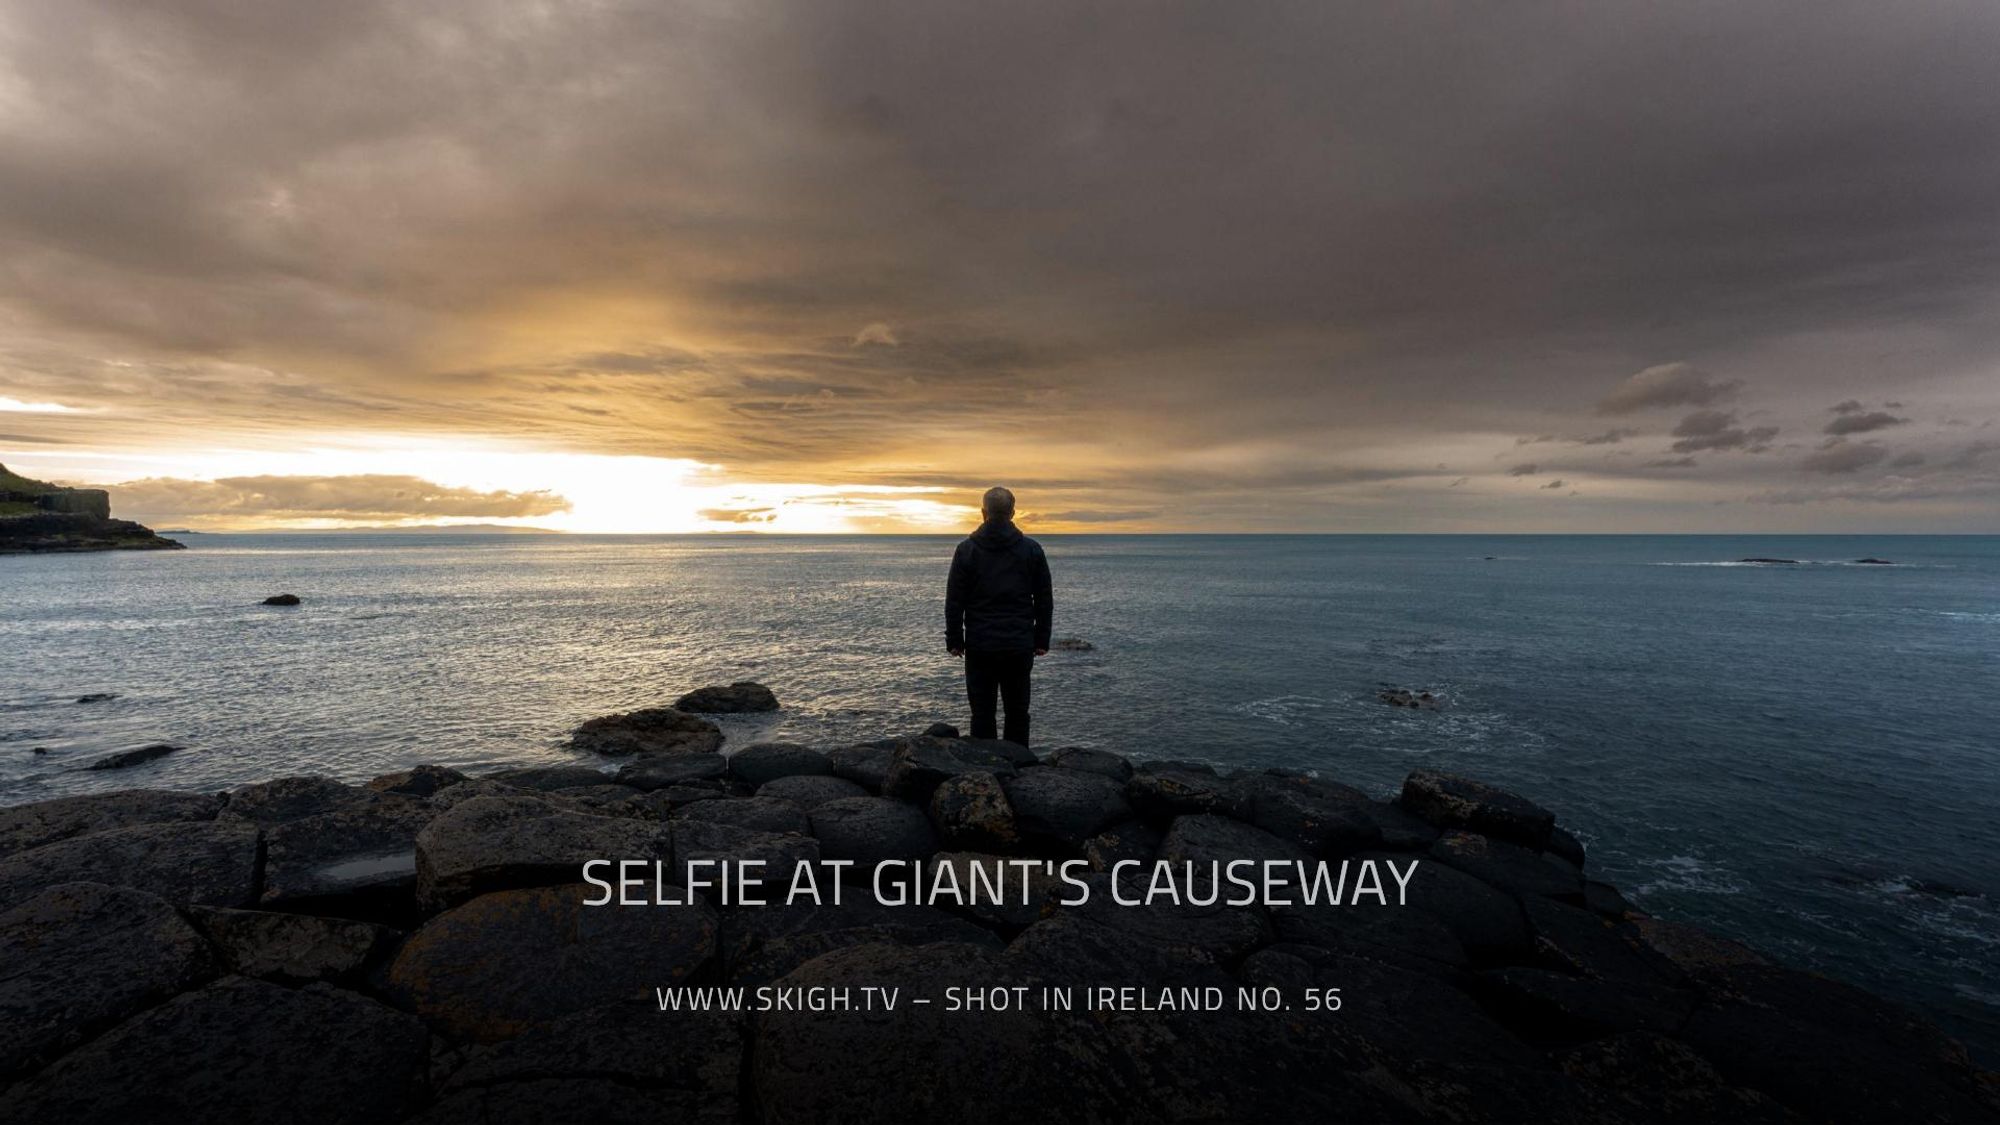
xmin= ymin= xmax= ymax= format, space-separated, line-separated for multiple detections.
xmin=5 ymin=531 xmax=1998 ymax=1062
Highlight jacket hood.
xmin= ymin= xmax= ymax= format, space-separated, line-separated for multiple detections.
xmin=970 ymin=518 xmax=1023 ymax=549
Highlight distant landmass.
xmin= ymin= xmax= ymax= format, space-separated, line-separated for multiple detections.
xmin=0 ymin=463 xmax=183 ymax=554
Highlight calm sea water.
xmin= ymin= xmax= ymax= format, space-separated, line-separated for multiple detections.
xmin=3 ymin=533 xmax=1997 ymax=1056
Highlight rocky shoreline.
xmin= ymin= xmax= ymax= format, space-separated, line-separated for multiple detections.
xmin=1 ymin=689 xmax=1995 ymax=1124
xmin=0 ymin=464 xmax=181 ymax=554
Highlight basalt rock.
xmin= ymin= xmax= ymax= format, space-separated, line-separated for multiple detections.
xmin=223 ymin=774 xmax=373 ymax=823
xmin=481 ymin=764 xmax=617 ymax=791
xmin=386 ymin=883 xmax=717 ymax=1042
xmin=928 ymin=770 xmax=1019 ymax=851
xmin=1004 ymin=767 xmax=1131 ymax=851
xmin=826 ymin=742 xmax=896 ymax=793
xmin=1125 ymin=762 xmax=1244 ymax=824
xmin=0 ymin=819 xmax=261 ymax=912
xmin=262 ymin=593 xmax=302 ymax=606
xmin=570 ymin=707 xmax=723 ymax=757
xmin=0 ymin=882 xmax=216 ymax=1080
xmin=259 ymin=795 xmax=437 ymax=916
xmin=808 ymin=796 xmax=938 ymax=869
xmin=83 ymin=742 xmax=180 ymax=770
xmin=617 ymin=753 xmax=729 ymax=790
xmin=881 ymin=736 xmax=1023 ymax=802
xmin=0 ymin=788 xmax=222 ymax=859
xmin=673 ymin=681 xmax=779 ymax=713
xmin=187 ymin=905 xmax=396 ymax=985
xmin=416 ymin=795 xmax=672 ymax=911
xmin=1083 ymin=819 xmax=1163 ymax=871
xmin=1430 ymin=829 xmax=1585 ymax=901
xmin=757 ymin=773 xmax=869 ymax=809
xmin=0 ymin=976 xmax=430 ymax=1125
xmin=1045 ymin=745 xmax=1134 ymax=781
xmin=726 ymin=742 xmax=832 ymax=786
xmin=675 ymin=794 xmax=811 ymax=837
xmin=1400 ymin=769 xmax=1556 ymax=849
xmin=367 ymin=764 xmax=470 ymax=799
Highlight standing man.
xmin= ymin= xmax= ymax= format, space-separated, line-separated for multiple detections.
xmin=945 ymin=486 xmax=1053 ymax=748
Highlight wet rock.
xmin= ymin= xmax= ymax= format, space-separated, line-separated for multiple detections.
xmin=386 ymin=883 xmax=717 ymax=1042
xmin=1354 ymin=798 xmax=1442 ymax=849
xmin=1524 ymin=897 xmax=1681 ymax=986
xmin=676 ymin=794 xmax=811 ymax=836
xmin=1677 ymin=963 xmax=1995 ymax=1123
xmin=73 ymin=692 xmax=117 ymax=704
xmin=416 ymin=795 xmax=672 ymax=911
xmin=570 ymin=707 xmax=723 ymax=757
xmin=1473 ymin=967 xmax=1696 ymax=1038
xmin=1546 ymin=824 xmax=1588 ymax=869
xmin=366 ymin=763 xmax=469 ymax=799
xmin=1045 ymin=745 xmax=1133 ymax=781
xmin=673 ymin=681 xmax=779 ymax=713
xmin=751 ymin=942 xmax=1148 ymax=1125
xmin=1361 ymin=848 xmax=1532 ymax=962
xmin=1629 ymin=916 xmax=1769 ymax=976
xmin=922 ymin=721 xmax=960 ymax=738
xmin=826 ymin=742 xmax=896 ymax=792
xmin=726 ymin=742 xmax=832 ymax=786
xmin=1125 ymin=763 xmax=1244 ymax=824
xmin=1556 ymin=1033 xmax=1791 ymax=1123
xmin=1003 ymin=767 xmax=1131 ymax=851
xmin=0 ymin=976 xmax=429 ymax=1125
xmin=1158 ymin=813 xmax=1312 ymax=871
xmin=1854 ymin=557 xmax=1895 ymax=565
xmin=261 ymin=593 xmax=302 ymax=606
xmin=543 ymin=783 xmax=644 ymax=810
xmin=620 ymin=785 xmax=737 ymax=819
xmin=1737 ymin=557 xmax=1798 ymax=565
xmin=83 ymin=742 xmax=180 ymax=770
xmin=1232 ymin=771 xmax=1382 ymax=855
xmin=259 ymin=794 xmax=437 ymax=914
xmin=0 ymin=789 xmax=222 ymax=859
xmin=0 ymin=882 xmax=215 ymax=1080
xmin=670 ymin=821 xmax=819 ymax=887
xmin=1584 ymin=879 xmax=1633 ymax=918
xmin=926 ymin=851 xmax=1065 ymax=929
xmin=187 ymin=906 xmax=396 ymax=985
xmin=481 ymin=764 xmax=615 ymax=791
xmin=426 ymin=999 xmax=743 ymax=1124
xmin=963 ymin=737 xmax=1038 ymax=767
xmin=881 ymin=736 xmax=1022 ymax=802
xmin=928 ymin=770 xmax=1019 ymax=851
xmin=1083 ymin=819 xmax=1163 ymax=871
xmin=719 ymin=892 xmax=997 ymax=987
xmin=223 ymin=774 xmax=371 ymax=823
xmin=757 ymin=773 xmax=868 ymax=809
xmin=0 ymin=819 xmax=261 ymax=911
xmin=616 ymin=753 xmax=728 ymax=790
xmin=1399 ymin=769 xmax=1556 ymax=848
xmin=1431 ymin=829 xmax=1585 ymax=901
xmin=1379 ymin=687 xmax=1445 ymax=709
xmin=808 ymin=796 xmax=938 ymax=868
xmin=1062 ymin=871 xmax=1272 ymax=960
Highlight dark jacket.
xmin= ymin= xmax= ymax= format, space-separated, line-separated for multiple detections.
xmin=945 ymin=519 xmax=1052 ymax=654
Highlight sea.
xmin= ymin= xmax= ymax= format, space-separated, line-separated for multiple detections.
xmin=3 ymin=533 xmax=1997 ymax=1059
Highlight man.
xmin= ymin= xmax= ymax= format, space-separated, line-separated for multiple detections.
xmin=945 ymin=486 xmax=1053 ymax=748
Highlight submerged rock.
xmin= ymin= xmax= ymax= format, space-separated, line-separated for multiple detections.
xmin=673 ymin=681 xmax=779 ymax=713
xmin=1379 ymin=687 xmax=1446 ymax=709
xmin=262 ymin=593 xmax=302 ymax=606
xmin=82 ymin=742 xmax=181 ymax=771
xmin=570 ymin=707 xmax=723 ymax=757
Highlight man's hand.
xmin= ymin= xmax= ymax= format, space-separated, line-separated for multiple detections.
xmin=1034 ymin=648 xmax=1048 ymax=657
xmin=948 ymin=647 xmax=964 ymax=657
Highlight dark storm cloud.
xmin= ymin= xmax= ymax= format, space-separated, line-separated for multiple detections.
xmin=2 ymin=0 xmax=2000 ymax=528
xmin=1668 ymin=411 xmax=1780 ymax=453
xmin=112 ymin=475 xmax=570 ymax=522
xmin=1799 ymin=441 xmax=1890 ymax=474
xmin=1823 ymin=410 xmax=1907 ymax=435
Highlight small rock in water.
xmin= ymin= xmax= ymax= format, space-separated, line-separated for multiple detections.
xmin=1378 ymin=687 xmax=1445 ymax=710
xmin=85 ymin=743 xmax=182 ymax=771
xmin=673 ymin=681 xmax=779 ymax=713
xmin=1051 ymin=637 xmax=1094 ymax=652
xmin=1853 ymin=557 xmax=1894 ymax=565
xmin=923 ymin=722 xmax=960 ymax=739
xmin=74 ymin=693 xmax=118 ymax=704
xmin=571 ymin=707 xmax=723 ymax=756
xmin=31 ymin=747 xmax=49 ymax=755
xmin=1736 ymin=558 xmax=1797 ymax=565
xmin=261 ymin=594 xmax=302 ymax=606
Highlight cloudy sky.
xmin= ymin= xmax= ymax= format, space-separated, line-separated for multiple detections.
xmin=2 ymin=1 xmax=1997 ymax=531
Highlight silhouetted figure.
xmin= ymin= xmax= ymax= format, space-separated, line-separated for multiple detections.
xmin=945 ymin=487 xmax=1053 ymax=748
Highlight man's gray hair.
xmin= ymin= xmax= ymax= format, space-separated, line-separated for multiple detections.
xmin=982 ymin=486 xmax=1016 ymax=521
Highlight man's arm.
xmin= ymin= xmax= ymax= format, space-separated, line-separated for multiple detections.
xmin=945 ymin=543 xmax=969 ymax=653
xmin=1032 ymin=545 xmax=1053 ymax=653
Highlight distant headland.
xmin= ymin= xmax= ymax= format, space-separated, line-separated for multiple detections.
xmin=0 ymin=464 xmax=181 ymax=554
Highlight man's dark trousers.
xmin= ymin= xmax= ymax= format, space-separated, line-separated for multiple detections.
xmin=964 ymin=649 xmax=1033 ymax=747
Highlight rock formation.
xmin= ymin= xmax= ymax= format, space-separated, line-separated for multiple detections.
xmin=0 ymin=463 xmax=181 ymax=554
xmin=0 ymin=724 xmax=1992 ymax=1124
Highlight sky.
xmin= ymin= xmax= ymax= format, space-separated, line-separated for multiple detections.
xmin=1 ymin=1 xmax=1998 ymax=533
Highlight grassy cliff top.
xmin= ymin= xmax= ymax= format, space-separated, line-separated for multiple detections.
xmin=0 ymin=464 xmax=59 ymax=494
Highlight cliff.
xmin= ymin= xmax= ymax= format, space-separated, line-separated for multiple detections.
xmin=0 ymin=694 xmax=1993 ymax=1123
xmin=0 ymin=463 xmax=181 ymax=554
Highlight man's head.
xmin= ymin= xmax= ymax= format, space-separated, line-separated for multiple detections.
xmin=981 ymin=486 xmax=1016 ymax=522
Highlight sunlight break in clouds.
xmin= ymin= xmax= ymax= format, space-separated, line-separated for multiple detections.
xmin=0 ymin=396 xmax=83 ymax=413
